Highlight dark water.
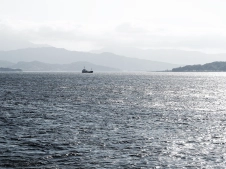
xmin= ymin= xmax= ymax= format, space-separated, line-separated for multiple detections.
xmin=1 ymin=72 xmax=226 ymax=168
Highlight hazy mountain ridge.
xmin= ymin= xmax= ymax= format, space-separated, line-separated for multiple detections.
xmin=172 ymin=61 xmax=226 ymax=72
xmin=91 ymin=47 xmax=226 ymax=65
xmin=0 ymin=38 xmax=50 ymax=51
xmin=0 ymin=47 xmax=181 ymax=71
xmin=8 ymin=61 xmax=119 ymax=71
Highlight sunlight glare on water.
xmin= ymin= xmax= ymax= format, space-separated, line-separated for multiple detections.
xmin=1 ymin=72 xmax=226 ymax=168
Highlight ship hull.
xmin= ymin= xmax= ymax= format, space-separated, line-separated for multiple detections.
xmin=82 ymin=70 xmax=93 ymax=73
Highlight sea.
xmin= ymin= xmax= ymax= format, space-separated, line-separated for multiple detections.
xmin=1 ymin=72 xmax=226 ymax=168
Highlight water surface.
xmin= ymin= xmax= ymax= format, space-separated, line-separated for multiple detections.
xmin=1 ymin=72 xmax=226 ymax=168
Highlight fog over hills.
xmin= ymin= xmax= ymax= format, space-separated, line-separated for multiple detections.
xmin=0 ymin=47 xmax=180 ymax=71
xmin=91 ymin=47 xmax=226 ymax=65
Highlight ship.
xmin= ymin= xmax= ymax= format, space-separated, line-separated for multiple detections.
xmin=82 ymin=67 xmax=93 ymax=73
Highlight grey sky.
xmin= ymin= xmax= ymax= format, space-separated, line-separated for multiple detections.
xmin=0 ymin=0 xmax=226 ymax=53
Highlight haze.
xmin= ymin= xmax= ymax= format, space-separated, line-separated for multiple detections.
xmin=0 ymin=0 xmax=226 ymax=65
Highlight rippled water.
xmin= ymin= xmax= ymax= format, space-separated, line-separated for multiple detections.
xmin=1 ymin=72 xmax=226 ymax=168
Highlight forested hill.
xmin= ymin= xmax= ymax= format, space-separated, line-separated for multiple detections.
xmin=172 ymin=62 xmax=226 ymax=72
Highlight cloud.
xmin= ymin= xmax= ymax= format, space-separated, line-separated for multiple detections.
xmin=115 ymin=23 xmax=148 ymax=33
xmin=1 ymin=19 xmax=226 ymax=53
xmin=135 ymin=34 xmax=226 ymax=51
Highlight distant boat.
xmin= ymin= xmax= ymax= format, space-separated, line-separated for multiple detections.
xmin=82 ymin=67 xmax=93 ymax=73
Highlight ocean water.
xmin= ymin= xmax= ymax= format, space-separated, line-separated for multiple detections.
xmin=1 ymin=72 xmax=226 ymax=168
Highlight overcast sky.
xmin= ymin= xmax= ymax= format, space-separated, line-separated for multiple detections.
xmin=0 ymin=0 xmax=226 ymax=53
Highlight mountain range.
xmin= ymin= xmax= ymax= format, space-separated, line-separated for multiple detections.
xmin=1 ymin=35 xmax=226 ymax=69
xmin=8 ymin=61 xmax=118 ymax=71
xmin=0 ymin=47 xmax=180 ymax=71
xmin=1 ymin=42 xmax=226 ymax=71
xmin=91 ymin=47 xmax=226 ymax=65
xmin=0 ymin=37 xmax=50 ymax=51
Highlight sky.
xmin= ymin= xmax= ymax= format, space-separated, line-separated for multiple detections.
xmin=0 ymin=0 xmax=226 ymax=53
